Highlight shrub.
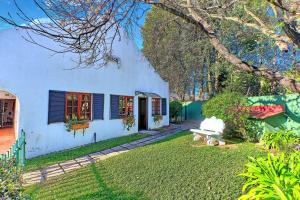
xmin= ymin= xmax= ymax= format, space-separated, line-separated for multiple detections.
xmin=170 ymin=100 xmax=182 ymax=122
xmin=0 ymin=158 xmax=25 ymax=199
xmin=225 ymin=71 xmax=260 ymax=96
xmin=202 ymin=91 xmax=249 ymax=138
xmin=239 ymin=152 xmax=300 ymax=200
xmin=242 ymin=120 xmax=263 ymax=142
xmin=261 ymin=130 xmax=300 ymax=153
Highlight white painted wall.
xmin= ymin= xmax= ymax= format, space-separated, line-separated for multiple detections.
xmin=0 ymin=28 xmax=169 ymax=158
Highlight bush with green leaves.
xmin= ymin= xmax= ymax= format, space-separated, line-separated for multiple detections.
xmin=225 ymin=71 xmax=261 ymax=96
xmin=202 ymin=91 xmax=250 ymax=138
xmin=239 ymin=152 xmax=300 ymax=200
xmin=261 ymin=130 xmax=300 ymax=152
xmin=169 ymin=100 xmax=182 ymax=122
xmin=241 ymin=120 xmax=263 ymax=142
xmin=0 ymin=158 xmax=25 ymax=199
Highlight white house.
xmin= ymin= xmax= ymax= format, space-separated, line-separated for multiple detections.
xmin=0 ymin=28 xmax=169 ymax=158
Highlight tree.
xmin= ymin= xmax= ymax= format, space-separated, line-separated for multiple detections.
xmin=1 ymin=0 xmax=300 ymax=92
xmin=142 ymin=6 xmax=291 ymax=98
xmin=142 ymin=7 xmax=215 ymax=100
xmin=266 ymin=0 xmax=300 ymax=47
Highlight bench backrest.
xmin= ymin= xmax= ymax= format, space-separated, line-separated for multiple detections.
xmin=200 ymin=117 xmax=225 ymax=134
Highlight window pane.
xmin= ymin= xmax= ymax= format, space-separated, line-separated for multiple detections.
xmin=119 ymin=97 xmax=125 ymax=116
xmin=152 ymin=98 xmax=160 ymax=115
xmin=118 ymin=96 xmax=134 ymax=117
xmin=127 ymin=97 xmax=133 ymax=116
xmin=73 ymin=95 xmax=78 ymax=106
xmin=79 ymin=94 xmax=91 ymax=120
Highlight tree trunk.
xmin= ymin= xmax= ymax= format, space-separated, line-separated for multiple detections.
xmin=199 ymin=64 xmax=205 ymax=99
xmin=214 ymin=68 xmax=219 ymax=94
xmin=207 ymin=63 xmax=213 ymax=97
xmin=192 ymin=75 xmax=196 ymax=101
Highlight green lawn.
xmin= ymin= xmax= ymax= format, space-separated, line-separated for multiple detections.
xmin=25 ymin=133 xmax=148 ymax=171
xmin=25 ymin=132 xmax=265 ymax=199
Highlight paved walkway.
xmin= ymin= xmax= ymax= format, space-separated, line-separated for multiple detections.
xmin=23 ymin=122 xmax=199 ymax=186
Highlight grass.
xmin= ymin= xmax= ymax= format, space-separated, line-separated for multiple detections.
xmin=25 ymin=131 xmax=265 ymax=200
xmin=25 ymin=133 xmax=148 ymax=172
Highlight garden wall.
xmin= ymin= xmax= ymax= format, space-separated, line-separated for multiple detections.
xmin=248 ymin=94 xmax=300 ymax=134
xmin=180 ymin=94 xmax=300 ymax=135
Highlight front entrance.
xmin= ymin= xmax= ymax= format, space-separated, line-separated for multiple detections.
xmin=138 ymin=98 xmax=148 ymax=130
xmin=0 ymin=91 xmax=17 ymax=154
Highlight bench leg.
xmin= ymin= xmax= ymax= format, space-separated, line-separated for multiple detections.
xmin=218 ymin=139 xmax=226 ymax=146
xmin=206 ymin=135 xmax=214 ymax=146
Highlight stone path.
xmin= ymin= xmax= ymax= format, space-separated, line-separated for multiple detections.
xmin=22 ymin=123 xmax=198 ymax=186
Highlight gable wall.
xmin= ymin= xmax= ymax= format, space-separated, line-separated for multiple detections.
xmin=0 ymin=29 xmax=169 ymax=158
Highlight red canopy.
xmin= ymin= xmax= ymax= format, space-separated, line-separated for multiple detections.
xmin=248 ymin=105 xmax=285 ymax=119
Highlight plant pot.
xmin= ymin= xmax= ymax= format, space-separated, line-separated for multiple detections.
xmin=71 ymin=123 xmax=89 ymax=130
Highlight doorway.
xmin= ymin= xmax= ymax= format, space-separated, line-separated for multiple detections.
xmin=0 ymin=91 xmax=17 ymax=154
xmin=138 ymin=98 xmax=148 ymax=130
xmin=0 ymin=99 xmax=15 ymax=128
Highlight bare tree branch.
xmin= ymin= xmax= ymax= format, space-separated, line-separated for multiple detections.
xmin=266 ymin=0 xmax=300 ymax=47
xmin=0 ymin=0 xmax=300 ymax=92
xmin=209 ymin=6 xmax=292 ymax=51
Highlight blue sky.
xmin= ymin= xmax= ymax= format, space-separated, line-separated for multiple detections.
xmin=0 ymin=0 xmax=148 ymax=49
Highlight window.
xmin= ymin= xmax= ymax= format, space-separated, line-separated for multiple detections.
xmin=66 ymin=93 xmax=91 ymax=121
xmin=152 ymin=98 xmax=161 ymax=116
xmin=119 ymin=96 xmax=134 ymax=117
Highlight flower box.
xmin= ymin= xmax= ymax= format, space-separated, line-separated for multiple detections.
xmin=153 ymin=115 xmax=163 ymax=120
xmin=71 ymin=123 xmax=89 ymax=130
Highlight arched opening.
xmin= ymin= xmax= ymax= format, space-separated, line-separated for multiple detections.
xmin=0 ymin=90 xmax=19 ymax=154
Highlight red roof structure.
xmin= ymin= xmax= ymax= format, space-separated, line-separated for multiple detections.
xmin=248 ymin=105 xmax=285 ymax=119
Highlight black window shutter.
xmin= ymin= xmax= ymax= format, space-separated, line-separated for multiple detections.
xmin=162 ymin=98 xmax=167 ymax=116
xmin=110 ymin=95 xmax=120 ymax=119
xmin=93 ymin=93 xmax=104 ymax=120
xmin=48 ymin=90 xmax=66 ymax=124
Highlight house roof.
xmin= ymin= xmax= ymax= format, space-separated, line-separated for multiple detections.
xmin=248 ymin=105 xmax=285 ymax=119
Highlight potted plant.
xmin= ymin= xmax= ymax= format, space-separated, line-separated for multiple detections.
xmin=122 ymin=116 xmax=135 ymax=131
xmin=153 ymin=115 xmax=163 ymax=125
xmin=65 ymin=114 xmax=89 ymax=136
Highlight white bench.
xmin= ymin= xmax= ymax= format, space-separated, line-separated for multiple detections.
xmin=190 ymin=117 xmax=226 ymax=146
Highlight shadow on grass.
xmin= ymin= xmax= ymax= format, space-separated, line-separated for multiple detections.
xmin=70 ymin=164 xmax=147 ymax=200
xmin=153 ymin=131 xmax=191 ymax=145
xmin=153 ymin=131 xmax=245 ymax=146
xmin=25 ymin=163 xmax=148 ymax=200
xmin=25 ymin=133 xmax=149 ymax=172
xmin=223 ymin=137 xmax=245 ymax=144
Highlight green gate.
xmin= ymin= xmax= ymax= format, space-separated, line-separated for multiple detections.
xmin=181 ymin=101 xmax=204 ymax=120
xmin=0 ymin=129 xmax=26 ymax=166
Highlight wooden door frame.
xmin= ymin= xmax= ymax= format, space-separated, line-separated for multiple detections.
xmin=138 ymin=97 xmax=148 ymax=130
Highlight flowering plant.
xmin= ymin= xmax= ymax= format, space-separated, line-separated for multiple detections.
xmin=153 ymin=115 xmax=163 ymax=125
xmin=122 ymin=116 xmax=135 ymax=131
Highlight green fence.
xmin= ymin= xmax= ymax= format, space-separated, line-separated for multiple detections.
xmin=0 ymin=129 xmax=26 ymax=166
xmin=181 ymin=100 xmax=204 ymax=121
